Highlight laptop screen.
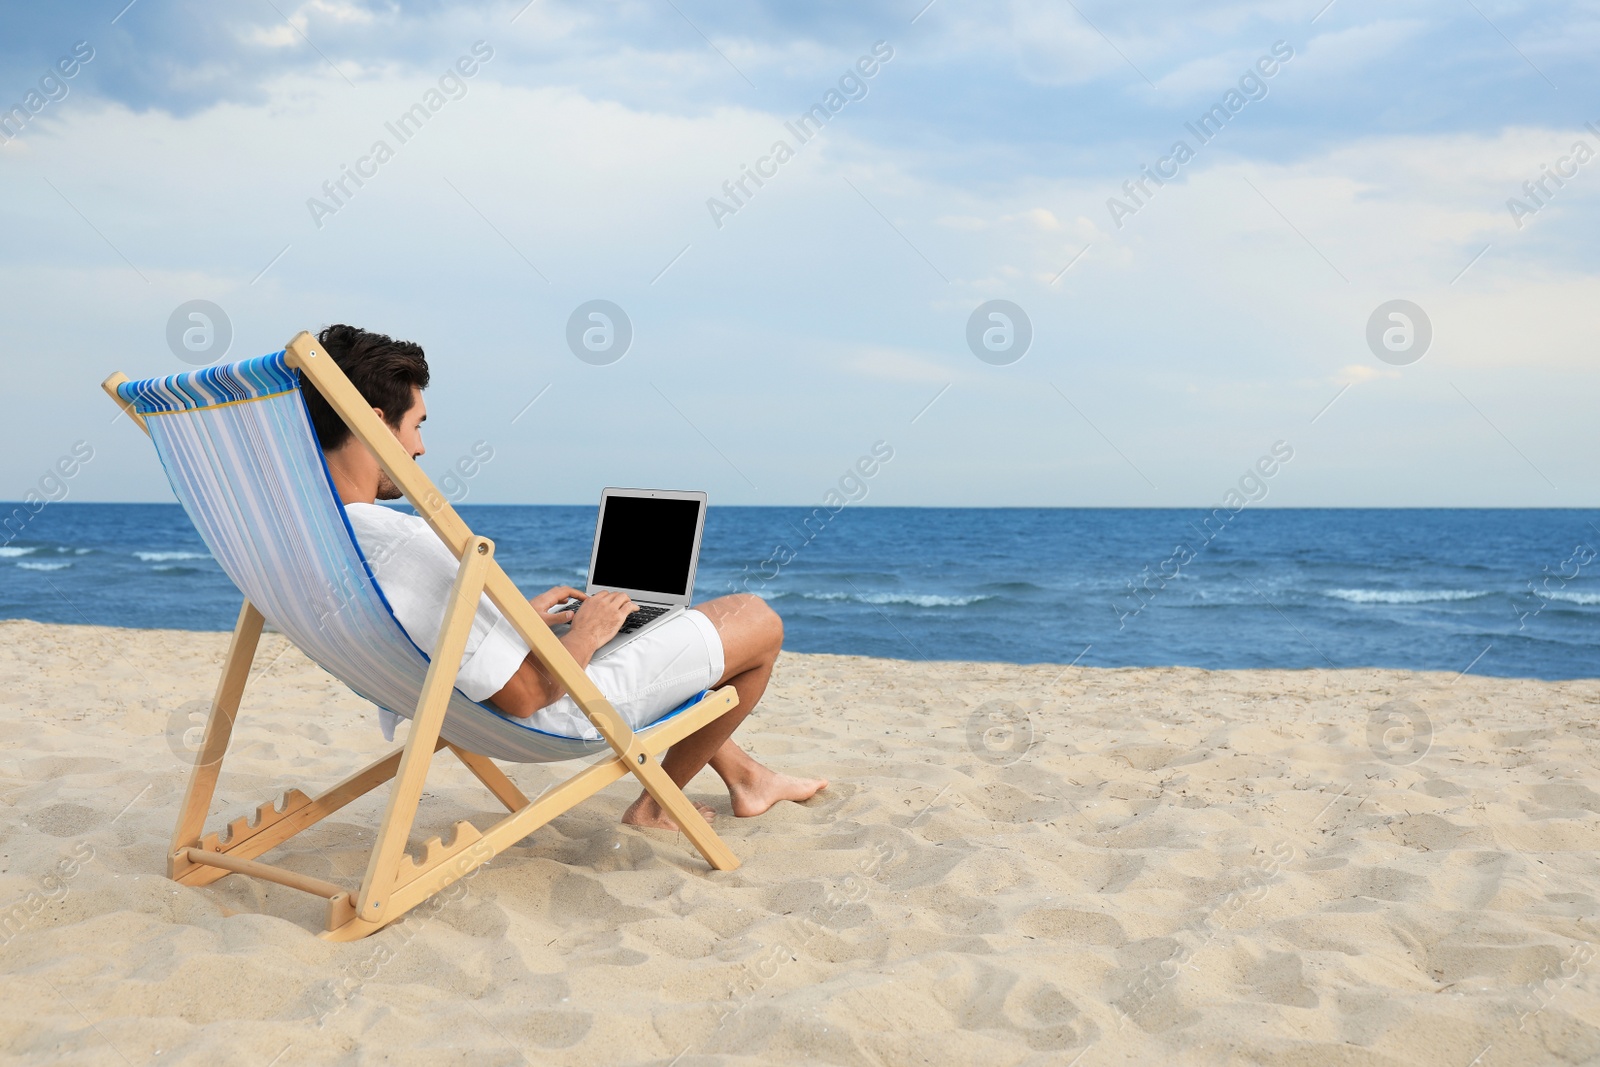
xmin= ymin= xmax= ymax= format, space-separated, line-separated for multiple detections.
xmin=591 ymin=494 xmax=703 ymax=598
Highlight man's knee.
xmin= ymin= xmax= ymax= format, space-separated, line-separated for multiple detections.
xmin=751 ymin=595 xmax=783 ymax=648
xmin=707 ymin=593 xmax=782 ymax=649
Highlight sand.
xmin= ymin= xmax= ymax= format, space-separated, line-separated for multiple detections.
xmin=2 ymin=619 xmax=1600 ymax=1066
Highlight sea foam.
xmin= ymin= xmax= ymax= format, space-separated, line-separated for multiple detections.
xmin=1540 ymin=590 xmax=1600 ymax=606
xmin=798 ymin=591 xmax=993 ymax=607
xmin=1324 ymin=588 xmax=1488 ymax=605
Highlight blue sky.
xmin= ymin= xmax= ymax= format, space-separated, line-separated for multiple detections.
xmin=2 ymin=0 xmax=1596 ymax=506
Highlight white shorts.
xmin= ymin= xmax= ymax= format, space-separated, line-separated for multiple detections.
xmin=527 ymin=609 xmax=726 ymax=740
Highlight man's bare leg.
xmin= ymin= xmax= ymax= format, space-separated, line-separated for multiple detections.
xmin=622 ymin=594 xmax=827 ymax=830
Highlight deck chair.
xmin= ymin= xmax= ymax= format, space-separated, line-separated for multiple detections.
xmin=102 ymin=330 xmax=741 ymax=941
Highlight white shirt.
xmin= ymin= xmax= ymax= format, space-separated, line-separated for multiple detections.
xmin=345 ymin=503 xmax=529 ymax=737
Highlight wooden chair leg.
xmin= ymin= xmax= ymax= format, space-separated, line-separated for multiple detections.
xmin=354 ymin=537 xmax=493 ymax=924
xmin=447 ymin=744 xmax=529 ymax=813
xmin=319 ymin=686 xmax=742 ymax=942
xmin=169 ymin=599 xmax=264 ymax=879
xmin=627 ymin=756 xmax=741 ymax=871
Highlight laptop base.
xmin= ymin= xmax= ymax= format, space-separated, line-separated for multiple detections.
xmin=548 ymin=603 xmax=686 ymax=661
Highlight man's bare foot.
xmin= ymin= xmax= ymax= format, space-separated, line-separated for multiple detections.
xmin=727 ymin=768 xmax=828 ymax=818
xmin=621 ymin=794 xmax=717 ymax=831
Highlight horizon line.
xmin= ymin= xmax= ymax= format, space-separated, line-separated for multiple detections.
xmin=12 ymin=501 xmax=1597 ymax=512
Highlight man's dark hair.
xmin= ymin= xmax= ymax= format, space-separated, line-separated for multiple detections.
xmin=302 ymin=324 xmax=430 ymax=452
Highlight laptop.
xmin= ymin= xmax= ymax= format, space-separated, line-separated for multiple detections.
xmin=557 ymin=487 xmax=708 ymax=660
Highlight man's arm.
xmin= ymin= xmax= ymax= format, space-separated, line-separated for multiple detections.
xmin=485 ymin=590 xmax=637 ymax=717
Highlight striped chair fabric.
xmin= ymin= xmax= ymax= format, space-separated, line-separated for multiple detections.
xmin=117 ymin=349 xmax=700 ymax=763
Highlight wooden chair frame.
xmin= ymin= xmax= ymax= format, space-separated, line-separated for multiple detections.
xmin=103 ymin=330 xmax=740 ymax=941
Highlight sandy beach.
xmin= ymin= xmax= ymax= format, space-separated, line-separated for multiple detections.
xmin=3 ymin=618 xmax=1599 ymax=1066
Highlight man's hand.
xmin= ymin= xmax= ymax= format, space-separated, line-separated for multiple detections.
xmin=490 ymin=588 xmax=637 ymax=720
xmin=567 ymin=590 xmax=637 ymax=650
xmin=530 ymin=586 xmax=586 ymax=627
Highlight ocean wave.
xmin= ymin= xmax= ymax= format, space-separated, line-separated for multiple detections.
xmin=1324 ymin=588 xmax=1489 ymax=605
xmin=17 ymin=561 xmax=71 ymax=571
xmin=1539 ymin=590 xmax=1600 ymax=606
xmin=134 ymin=551 xmax=211 ymax=562
xmin=0 ymin=546 xmax=36 ymax=557
xmin=798 ymin=591 xmax=994 ymax=607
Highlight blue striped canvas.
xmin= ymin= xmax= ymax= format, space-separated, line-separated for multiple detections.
xmin=117 ymin=350 xmax=700 ymax=763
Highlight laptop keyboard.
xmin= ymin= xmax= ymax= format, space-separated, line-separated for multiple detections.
xmin=618 ymin=604 xmax=669 ymax=634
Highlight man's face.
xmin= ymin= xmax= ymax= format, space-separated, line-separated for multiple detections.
xmin=375 ymin=387 xmax=426 ymax=501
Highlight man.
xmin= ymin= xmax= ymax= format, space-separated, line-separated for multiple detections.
xmin=302 ymin=324 xmax=826 ymax=830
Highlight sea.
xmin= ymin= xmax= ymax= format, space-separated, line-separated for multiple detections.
xmin=2 ymin=504 xmax=1597 ymax=680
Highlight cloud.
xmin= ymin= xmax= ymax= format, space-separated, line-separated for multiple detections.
xmin=3 ymin=2 xmax=1598 ymax=505
xmin=1333 ymin=363 xmax=1400 ymax=385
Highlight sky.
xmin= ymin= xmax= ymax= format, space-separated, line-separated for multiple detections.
xmin=1 ymin=0 xmax=1596 ymax=508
